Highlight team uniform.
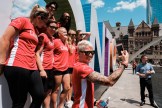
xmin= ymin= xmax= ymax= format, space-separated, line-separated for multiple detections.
xmin=38 ymin=33 xmax=55 ymax=92
xmin=53 ymin=39 xmax=69 ymax=74
xmin=67 ymin=43 xmax=76 ymax=73
xmin=72 ymin=62 xmax=94 ymax=108
xmin=3 ymin=17 xmax=44 ymax=108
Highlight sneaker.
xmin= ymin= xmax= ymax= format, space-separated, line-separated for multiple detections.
xmin=151 ymin=103 xmax=158 ymax=108
xmin=65 ymin=100 xmax=73 ymax=108
xmin=140 ymin=101 xmax=145 ymax=106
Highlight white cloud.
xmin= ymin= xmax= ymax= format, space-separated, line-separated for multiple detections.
xmin=11 ymin=0 xmax=39 ymax=19
xmin=87 ymin=0 xmax=105 ymax=8
xmin=107 ymin=0 xmax=146 ymax=13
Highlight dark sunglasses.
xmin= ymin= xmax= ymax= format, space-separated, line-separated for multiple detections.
xmin=80 ymin=50 xmax=95 ymax=56
xmin=50 ymin=5 xmax=56 ymax=10
xmin=49 ymin=26 xmax=58 ymax=30
xmin=65 ymin=16 xmax=70 ymax=19
xmin=69 ymin=34 xmax=76 ymax=37
xmin=39 ymin=13 xmax=49 ymax=20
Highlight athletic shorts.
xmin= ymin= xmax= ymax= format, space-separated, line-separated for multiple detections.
xmin=41 ymin=69 xmax=54 ymax=92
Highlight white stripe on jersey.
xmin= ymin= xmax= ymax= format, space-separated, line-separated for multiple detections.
xmin=40 ymin=51 xmax=44 ymax=62
xmin=7 ymin=36 xmax=19 ymax=66
xmin=80 ymin=79 xmax=87 ymax=108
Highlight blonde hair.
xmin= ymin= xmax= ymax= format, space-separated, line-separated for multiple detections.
xmin=67 ymin=29 xmax=76 ymax=54
xmin=30 ymin=4 xmax=48 ymax=21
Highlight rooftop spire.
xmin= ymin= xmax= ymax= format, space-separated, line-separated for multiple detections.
xmin=152 ymin=17 xmax=158 ymax=25
xmin=128 ymin=19 xmax=134 ymax=27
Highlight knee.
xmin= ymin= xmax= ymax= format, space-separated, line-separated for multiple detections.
xmin=53 ymin=87 xmax=60 ymax=94
xmin=63 ymin=86 xmax=70 ymax=92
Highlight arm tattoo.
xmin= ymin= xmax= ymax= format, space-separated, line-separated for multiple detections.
xmin=87 ymin=65 xmax=125 ymax=86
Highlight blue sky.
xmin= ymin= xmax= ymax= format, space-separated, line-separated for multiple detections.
xmin=8 ymin=0 xmax=146 ymax=27
xmin=81 ymin=0 xmax=146 ymax=27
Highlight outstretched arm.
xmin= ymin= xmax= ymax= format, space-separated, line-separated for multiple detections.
xmin=87 ymin=65 xmax=125 ymax=86
xmin=86 ymin=50 xmax=129 ymax=86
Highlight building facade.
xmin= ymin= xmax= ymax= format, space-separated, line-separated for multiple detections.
xmin=110 ymin=19 xmax=162 ymax=64
xmin=147 ymin=0 xmax=162 ymax=24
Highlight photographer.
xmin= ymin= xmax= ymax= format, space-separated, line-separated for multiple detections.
xmin=72 ymin=40 xmax=129 ymax=108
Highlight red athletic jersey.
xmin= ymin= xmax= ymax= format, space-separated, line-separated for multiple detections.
xmin=75 ymin=46 xmax=79 ymax=62
xmin=72 ymin=62 xmax=94 ymax=108
xmin=6 ymin=17 xmax=38 ymax=70
xmin=39 ymin=33 xmax=54 ymax=69
xmin=53 ymin=39 xmax=69 ymax=71
xmin=67 ymin=44 xmax=76 ymax=68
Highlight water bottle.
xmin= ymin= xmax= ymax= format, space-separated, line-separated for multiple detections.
xmin=96 ymin=97 xmax=110 ymax=108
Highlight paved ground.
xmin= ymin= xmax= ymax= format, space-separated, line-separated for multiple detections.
xmin=96 ymin=64 xmax=159 ymax=108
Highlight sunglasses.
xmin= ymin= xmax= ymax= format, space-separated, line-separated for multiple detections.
xmin=50 ymin=4 xmax=56 ymax=11
xmin=49 ymin=26 xmax=58 ymax=30
xmin=65 ymin=16 xmax=70 ymax=19
xmin=69 ymin=34 xmax=76 ymax=37
xmin=80 ymin=50 xmax=95 ymax=56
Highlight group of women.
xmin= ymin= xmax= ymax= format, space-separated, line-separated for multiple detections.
xmin=0 ymin=2 xmax=90 ymax=108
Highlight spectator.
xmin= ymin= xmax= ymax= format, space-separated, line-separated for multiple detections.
xmin=132 ymin=60 xmax=137 ymax=74
xmin=0 ymin=4 xmax=48 ymax=108
xmin=51 ymin=27 xmax=70 ymax=108
xmin=72 ymin=40 xmax=129 ymax=108
xmin=136 ymin=55 xmax=158 ymax=107
xmin=35 ymin=19 xmax=57 ymax=108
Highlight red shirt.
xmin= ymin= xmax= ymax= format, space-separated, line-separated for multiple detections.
xmin=68 ymin=44 xmax=76 ymax=68
xmin=72 ymin=62 xmax=94 ymax=108
xmin=75 ymin=46 xmax=79 ymax=62
xmin=6 ymin=17 xmax=38 ymax=70
xmin=53 ymin=39 xmax=69 ymax=71
xmin=39 ymin=33 xmax=54 ymax=69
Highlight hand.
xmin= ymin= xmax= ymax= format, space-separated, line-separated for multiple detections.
xmin=120 ymin=50 xmax=129 ymax=68
xmin=140 ymin=73 xmax=147 ymax=78
xmin=146 ymin=71 xmax=152 ymax=75
xmin=40 ymin=70 xmax=47 ymax=78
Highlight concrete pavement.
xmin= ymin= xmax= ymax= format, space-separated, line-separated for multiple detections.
xmin=98 ymin=64 xmax=159 ymax=108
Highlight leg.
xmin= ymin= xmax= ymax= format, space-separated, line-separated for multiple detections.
xmin=4 ymin=66 xmax=29 ymax=108
xmin=28 ymin=70 xmax=45 ymax=108
xmin=146 ymin=79 xmax=154 ymax=104
xmin=51 ymin=75 xmax=62 ymax=108
xmin=42 ymin=69 xmax=54 ymax=108
xmin=132 ymin=68 xmax=134 ymax=74
xmin=65 ymin=74 xmax=73 ymax=108
xmin=58 ymin=73 xmax=71 ymax=108
xmin=140 ymin=79 xmax=146 ymax=102
xmin=43 ymin=90 xmax=52 ymax=108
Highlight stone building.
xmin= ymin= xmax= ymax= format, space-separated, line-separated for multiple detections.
xmin=107 ymin=18 xmax=162 ymax=64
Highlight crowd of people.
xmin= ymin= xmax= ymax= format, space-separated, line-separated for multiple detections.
xmin=0 ymin=1 xmax=129 ymax=108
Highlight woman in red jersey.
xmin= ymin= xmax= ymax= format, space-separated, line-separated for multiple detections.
xmin=64 ymin=29 xmax=77 ymax=108
xmin=35 ymin=19 xmax=57 ymax=108
xmin=51 ymin=27 xmax=70 ymax=108
xmin=0 ymin=4 xmax=48 ymax=108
